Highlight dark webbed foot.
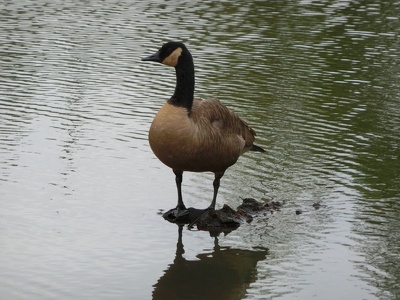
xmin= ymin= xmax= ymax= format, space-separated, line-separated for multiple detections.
xmin=187 ymin=206 xmax=215 ymax=229
xmin=163 ymin=206 xmax=210 ymax=225
xmin=163 ymin=206 xmax=190 ymax=223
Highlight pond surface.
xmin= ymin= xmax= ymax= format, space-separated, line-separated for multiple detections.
xmin=1 ymin=0 xmax=399 ymax=299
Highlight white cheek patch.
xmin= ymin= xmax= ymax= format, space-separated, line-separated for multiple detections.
xmin=162 ymin=47 xmax=182 ymax=67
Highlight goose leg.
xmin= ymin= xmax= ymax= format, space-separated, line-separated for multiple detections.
xmin=173 ymin=170 xmax=186 ymax=210
xmin=209 ymin=172 xmax=224 ymax=209
xmin=187 ymin=172 xmax=225 ymax=229
xmin=162 ymin=170 xmax=189 ymax=222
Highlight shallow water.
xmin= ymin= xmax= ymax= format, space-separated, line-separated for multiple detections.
xmin=1 ymin=0 xmax=399 ymax=299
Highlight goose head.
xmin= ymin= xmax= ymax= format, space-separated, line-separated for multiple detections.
xmin=141 ymin=41 xmax=190 ymax=67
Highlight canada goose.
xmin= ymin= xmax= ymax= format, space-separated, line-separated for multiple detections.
xmin=142 ymin=42 xmax=265 ymax=218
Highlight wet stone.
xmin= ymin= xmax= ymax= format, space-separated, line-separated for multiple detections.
xmin=312 ymin=203 xmax=321 ymax=210
xmin=162 ymin=198 xmax=282 ymax=234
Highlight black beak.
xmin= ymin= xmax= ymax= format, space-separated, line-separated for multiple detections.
xmin=141 ymin=50 xmax=161 ymax=62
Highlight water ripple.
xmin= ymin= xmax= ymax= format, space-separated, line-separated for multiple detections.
xmin=1 ymin=0 xmax=400 ymax=299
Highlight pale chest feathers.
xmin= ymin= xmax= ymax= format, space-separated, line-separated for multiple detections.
xmin=148 ymin=101 xmax=251 ymax=172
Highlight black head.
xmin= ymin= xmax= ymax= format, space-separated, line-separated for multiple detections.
xmin=141 ymin=42 xmax=189 ymax=67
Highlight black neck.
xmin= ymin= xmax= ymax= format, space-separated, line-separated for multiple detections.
xmin=168 ymin=52 xmax=195 ymax=111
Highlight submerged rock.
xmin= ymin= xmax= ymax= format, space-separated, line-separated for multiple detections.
xmin=312 ymin=202 xmax=321 ymax=210
xmin=162 ymin=198 xmax=282 ymax=234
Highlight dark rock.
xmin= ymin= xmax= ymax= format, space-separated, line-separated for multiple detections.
xmin=312 ymin=203 xmax=321 ymax=210
xmin=162 ymin=198 xmax=282 ymax=233
xmin=295 ymin=209 xmax=303 ymax=215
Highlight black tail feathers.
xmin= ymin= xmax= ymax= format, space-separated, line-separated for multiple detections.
xmin=250 ymin=144 xmax=266 ymax=153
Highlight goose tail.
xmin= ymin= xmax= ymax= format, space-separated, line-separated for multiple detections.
xmin=250 ymin=144 xmax=266 ymax=153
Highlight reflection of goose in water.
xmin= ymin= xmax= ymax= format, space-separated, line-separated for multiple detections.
xmin=152 ymin=226 xmax=268 ymax=300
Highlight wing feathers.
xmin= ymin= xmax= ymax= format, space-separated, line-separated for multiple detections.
xmin=190 ymin=98 xmax=257 ymax=149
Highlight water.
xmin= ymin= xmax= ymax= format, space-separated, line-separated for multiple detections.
xmin=1 ymin=0 xmax=399 ymax=299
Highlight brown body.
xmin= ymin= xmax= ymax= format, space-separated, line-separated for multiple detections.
xmin=149 ymin=99 xmax=256 ymax=173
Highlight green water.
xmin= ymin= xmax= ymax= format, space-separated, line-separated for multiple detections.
xmin=1 ymin=0 xmax=399 ymax=299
